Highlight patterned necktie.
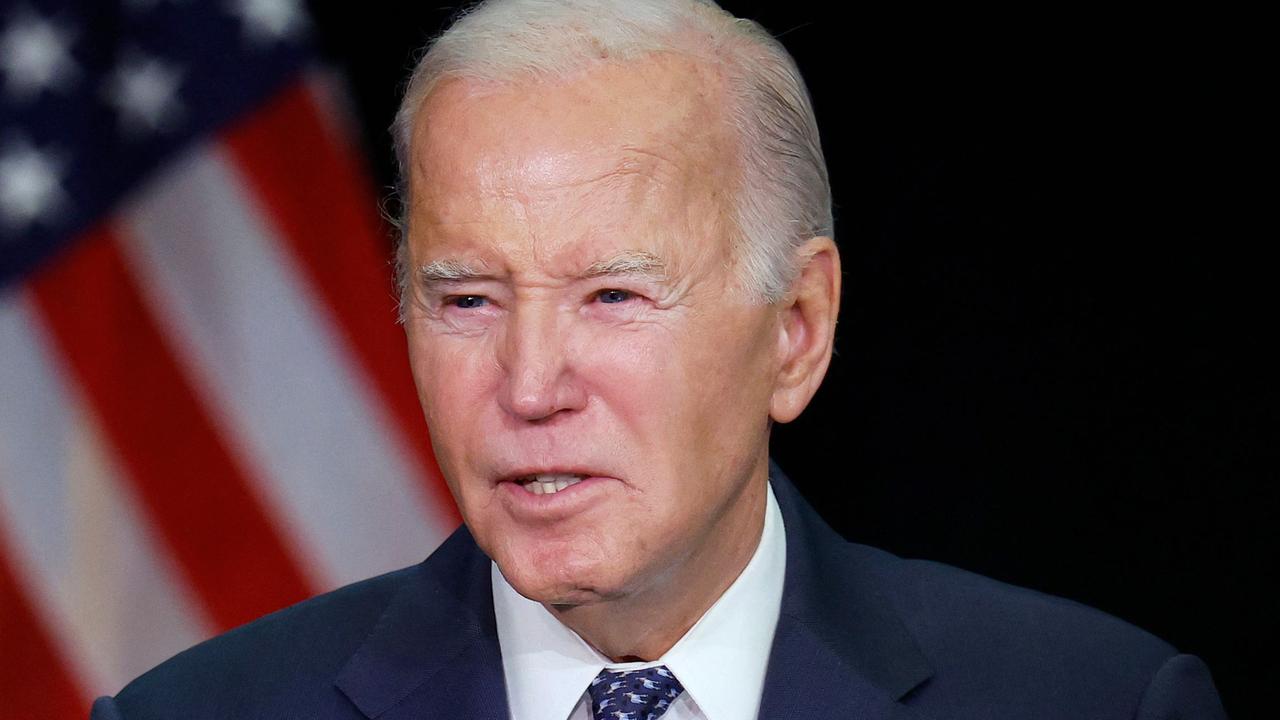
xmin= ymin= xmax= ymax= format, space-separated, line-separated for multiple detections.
xmin=586 ymin=665 xmax=685 ymax=720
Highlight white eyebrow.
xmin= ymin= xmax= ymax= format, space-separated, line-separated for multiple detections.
xmin=582 ymin=251 xmax=668 ymax=280
xmin=415 ymin=259 xmax=492 ymax=286
xmin=414 ymin=250 xmax=668 ymax=288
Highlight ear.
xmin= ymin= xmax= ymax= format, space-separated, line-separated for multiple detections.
xmin=770 ymin=236 xmax=841 ymax=423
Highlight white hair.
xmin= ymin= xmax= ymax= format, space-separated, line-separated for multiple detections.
xmin=392 ymin=0 xmax=832 ymax=305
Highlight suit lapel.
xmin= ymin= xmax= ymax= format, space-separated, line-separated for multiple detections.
xmin=335 ymin=526 xmax=509 ymax=720
xmin=761 ymin=463 xmax=935 ymax=720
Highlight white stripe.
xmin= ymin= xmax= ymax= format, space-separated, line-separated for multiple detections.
xmin=119 ymin=142 xmax=449 ymax=590
xmin=0 ymin=289 xmax=213 ymax=696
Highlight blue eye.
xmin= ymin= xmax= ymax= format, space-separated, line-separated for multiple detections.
xmin=450 ymin=295 xmax=488 ymax=309
xmin=597 ymin=289 xmax=632 ymax=304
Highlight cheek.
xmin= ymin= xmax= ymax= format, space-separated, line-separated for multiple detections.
xmin=407 ymin=334 xmax=495 ymax=456
xmin=571 ymin=327 xmax=682 ymax=432
xmin=568 ymin=318 xmax=763 ymax=488
xmin=673 ymin=314 xmax=778 ymax=451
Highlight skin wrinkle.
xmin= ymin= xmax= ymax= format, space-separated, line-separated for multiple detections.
xmin=416 ymin=169 xmax=678 ymax=278
xmin=410 ymin=148 xmax=711 ymax=325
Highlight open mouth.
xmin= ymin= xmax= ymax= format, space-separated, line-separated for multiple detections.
xmin=512 ymin=473 xmax=587 ymax=495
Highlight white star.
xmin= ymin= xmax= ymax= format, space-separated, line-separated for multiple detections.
xmin=103 ymin=54 xmax=183 ymax=136
xmin=0 ymin=10 xmax=77 ymax=100
xmin=0 ymin=138 xmax=67 ymax=232
xmin=228 ymin=0 xmax=308 ymax=43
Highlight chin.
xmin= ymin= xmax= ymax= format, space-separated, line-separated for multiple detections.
xmin=497 ymin=545 xmax=620 ymax=607
xmin=504 ymin=568 xmax=609 ymax=607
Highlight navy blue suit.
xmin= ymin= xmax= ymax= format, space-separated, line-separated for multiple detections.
xmin=91 ymin=464 xmax=1226 ymax=719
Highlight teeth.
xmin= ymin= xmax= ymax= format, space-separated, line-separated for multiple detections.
xmin=518 ymin=473 xmax=585 ymax=495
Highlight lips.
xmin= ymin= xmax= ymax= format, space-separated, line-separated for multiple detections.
xmin=494 ymin=467 xmax=617 ymax=506
xmin=494 ymin=469 xmax=615 ymax=522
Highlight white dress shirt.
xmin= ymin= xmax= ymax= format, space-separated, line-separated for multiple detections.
xmin=493 ymin=482 xmax=787 ymax=720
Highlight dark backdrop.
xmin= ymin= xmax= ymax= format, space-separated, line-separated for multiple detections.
xmin=304 ymin=3 xmax=1272 ymax=717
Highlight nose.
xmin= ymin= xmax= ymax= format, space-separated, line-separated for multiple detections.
xmin=496 ymin=303 xmax=586 ymax=422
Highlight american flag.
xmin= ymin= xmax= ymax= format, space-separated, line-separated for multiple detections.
xmin=0 ymin=2 xmax=458 ymax=717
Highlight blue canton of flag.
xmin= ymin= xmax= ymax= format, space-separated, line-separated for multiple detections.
xmin=1 ymin=0 xmax=309 ymax=284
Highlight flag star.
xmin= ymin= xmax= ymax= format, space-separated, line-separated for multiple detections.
xmin=0 ymin=139 xmax=67 ymax=232
xmin=0 ymin=11 xmax=77 ymax=100
xmin=228 ymin=0 xmax=307 ymax=43
xmin=104 ymin=54 xmax=184 ymax=136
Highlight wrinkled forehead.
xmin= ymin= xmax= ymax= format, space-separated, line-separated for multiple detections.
xmin=407 ymin=53 xmax=738 ymax=210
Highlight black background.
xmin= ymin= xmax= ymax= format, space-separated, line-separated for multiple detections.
xmin=303 ymin=3 xmax=1272 ymax=717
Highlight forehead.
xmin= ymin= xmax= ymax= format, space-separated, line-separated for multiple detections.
xmin=407 ymin=55 xmax=736 ymax=249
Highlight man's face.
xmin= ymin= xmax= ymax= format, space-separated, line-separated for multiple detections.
xmin=402 ymin=56 xmax=785 ymax=606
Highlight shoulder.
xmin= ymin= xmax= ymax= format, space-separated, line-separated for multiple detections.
xmin=859 ymin=542 xmax=1175 ymax=658
xmin=843 ymin=542 xmax=1187 ymax=715
xmin=105 ymin=564 xmax=416 ymax=720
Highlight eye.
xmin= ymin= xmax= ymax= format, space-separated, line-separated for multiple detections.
xmin=596 ymin=289 xmax=633 ymax=304
xmin=447 ymin=295 xmax=489 ymax=310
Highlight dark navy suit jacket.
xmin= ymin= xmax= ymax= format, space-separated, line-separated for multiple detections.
xmin=91 ymin=465 xmax=1227 ymax=719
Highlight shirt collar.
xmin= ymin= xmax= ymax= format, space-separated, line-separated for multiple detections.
xmin=493 ymin=481 xmax=787 ymax=720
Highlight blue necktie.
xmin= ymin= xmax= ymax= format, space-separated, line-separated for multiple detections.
xmin=587 ymin=665 xmax=685 ymax=720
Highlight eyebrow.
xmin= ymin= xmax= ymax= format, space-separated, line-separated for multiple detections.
xmin=415 ymin=250 xmax=668 ymax=290
xmin=415 ymin=258 xmax=492 ymax=286
xmin=582 ymin=251 xmax=668 ymax=280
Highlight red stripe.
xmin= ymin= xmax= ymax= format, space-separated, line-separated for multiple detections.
xmin=29 ymin=227 xmax=315 ymax=631
xmin=222 ymin=80 xmax=458 ymax=525
xmin=0 ymin=514 xmax=88 ymax=720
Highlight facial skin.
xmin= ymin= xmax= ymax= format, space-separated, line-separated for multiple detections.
xmin=402 ymin=53 xmax=839 ymax=661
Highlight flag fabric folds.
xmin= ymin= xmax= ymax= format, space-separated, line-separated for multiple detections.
xmin=0 ymin=3 xmax=458 ymax=717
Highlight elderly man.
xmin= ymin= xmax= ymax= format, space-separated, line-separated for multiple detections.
xmin=91 ymin=1 xmax=1226 ymax=719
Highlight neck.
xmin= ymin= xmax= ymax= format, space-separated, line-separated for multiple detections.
xmin=546 ymin=476 xmax=768 ymax=662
